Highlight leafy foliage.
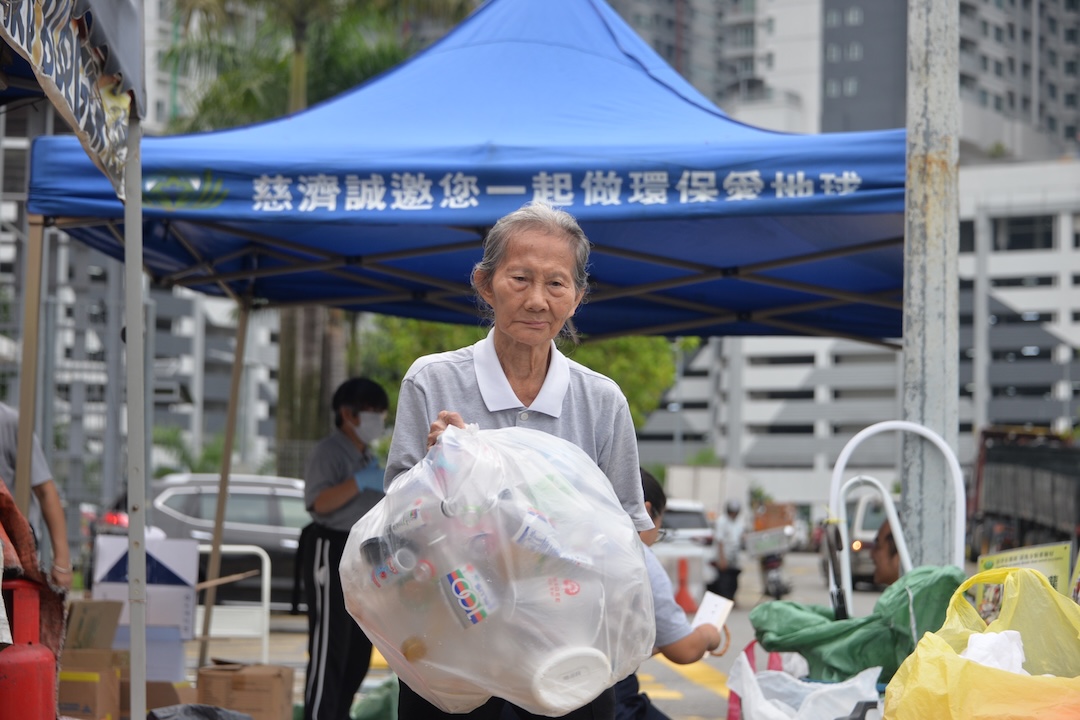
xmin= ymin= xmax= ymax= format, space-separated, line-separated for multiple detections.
xmin=353 ymin=315 xmax=679 ymax=429
xmin=152 ymin=425 xmax=226 ymax=477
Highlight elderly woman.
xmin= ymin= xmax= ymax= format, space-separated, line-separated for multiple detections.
xmin=384 ymin=201 xmax=653 ymax=720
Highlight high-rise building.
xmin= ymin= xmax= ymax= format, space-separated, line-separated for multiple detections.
xmin=821 ymin=0 xmax=1079 ymax=159
xmin=612 ymin=1 xmax=1079 ymax=155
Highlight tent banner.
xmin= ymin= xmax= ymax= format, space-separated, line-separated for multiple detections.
xmin=2 ymin=0 xmax=130 ymax=195
xmin=134 ymin=164 xmax=896 ymax=221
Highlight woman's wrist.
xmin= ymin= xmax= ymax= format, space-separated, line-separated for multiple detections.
xmin=51 ymin=563 xmax=72 ymax=574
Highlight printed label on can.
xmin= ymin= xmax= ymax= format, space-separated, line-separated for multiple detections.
xmin=390 ymin=502 xmax=431 ymax=536
xmin=444 ymin=564 xmax=498 ymax=627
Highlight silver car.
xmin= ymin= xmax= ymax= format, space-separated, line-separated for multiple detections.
xmin=151 ymin=472 xmax=309 ymax=607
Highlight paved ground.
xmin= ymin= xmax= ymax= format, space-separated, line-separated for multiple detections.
xmin=175 ymin=551 xmax=883 ymax=719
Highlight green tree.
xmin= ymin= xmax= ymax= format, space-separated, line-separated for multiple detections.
xmin=169 ymin=1 xmax=474 ymax=469
xmin=152 ymin=426 xmax=226 ymax=477
xmin=353 ymin=315 xmax=680 ymax=429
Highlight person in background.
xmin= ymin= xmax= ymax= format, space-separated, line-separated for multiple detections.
xmin=0 ymin=400 xmax=71 ymax=590
xmin=614 ymin=469 xmax=724 ymax=720
xmin=384 ymin=201 xmax=653 ymax=720
xmin=301 ymin=378 xmax=390 ymax=720
xmin=711 ymin=498 xmax=745 ymax=602
xmin=871 ymin=518 xmax=902 ymax=587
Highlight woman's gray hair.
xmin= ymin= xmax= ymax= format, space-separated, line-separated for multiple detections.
xmin=471 ymin=202 xmax=592 ymax=342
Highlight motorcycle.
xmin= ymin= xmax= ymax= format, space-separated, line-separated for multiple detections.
xmin=761 ymin=550 xmax=792 ymax=600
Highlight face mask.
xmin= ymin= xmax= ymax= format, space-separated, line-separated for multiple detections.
xmin=353 ymin=411 xmax=385 ymax=446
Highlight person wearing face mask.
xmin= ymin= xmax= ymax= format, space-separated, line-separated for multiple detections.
xmin=301 ymin=377 xmax=390 ymax=720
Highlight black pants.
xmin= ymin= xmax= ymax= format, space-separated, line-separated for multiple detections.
xmin=400 ymin=677 xmax=616 ymax=720
xmin=613 ymin=674 xmax=671 ymax=720
xmin=708 ymin=566 xmax=741 ymax=602
xmin=303 ymin=524 xmax=372 ymax=720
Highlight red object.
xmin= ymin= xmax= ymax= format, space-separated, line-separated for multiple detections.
xmin=674 ymin=557 xmax=698 ymax=613
xmin=0 ymin=580 xmax=56 ymax=720
xmin=726 ymin=640 xmax=783 ymax=720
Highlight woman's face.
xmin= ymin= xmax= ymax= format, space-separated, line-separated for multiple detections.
xmin=476 ymin=228 xmax=584 ymax=350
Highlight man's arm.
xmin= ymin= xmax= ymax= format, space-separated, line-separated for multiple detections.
xmin=33 ymin=479 xmax=72 ymax=590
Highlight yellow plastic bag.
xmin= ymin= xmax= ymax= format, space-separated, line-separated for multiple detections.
xmin=884 ymin=567 xmax=1080 ymax=719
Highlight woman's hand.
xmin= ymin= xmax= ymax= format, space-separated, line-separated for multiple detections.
xmin=427 ymin=410 xmax=466 ymax=450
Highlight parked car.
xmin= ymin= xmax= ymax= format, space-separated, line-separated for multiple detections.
xmin=820 ymin=490 xmax=892 ymax=587
xmin=651 ymin=498 xmax=717 ymax=601
xmin=150 ymin=472 xmax=308 ymax=608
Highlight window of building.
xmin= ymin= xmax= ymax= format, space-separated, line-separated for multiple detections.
xmin=1066 ymin=28 xmax=1078 ymax=44
xmin=826 ymin=78 xmax=841 ymax=97
xmin=825 ymin=9 xmax=841 ymax=27
xmin=843 ymin=77 xmax=858 ymax=96
xmin=1066 ymin=125 xmax=1077 ymax=142
xmin=732 ymin=23 xmax=755 ymax=47
xmin=1066 ymin=60 xmax=1078 ymax=76
xmin=748 ymin=354 xmax=817 ymax=366
xmin=1066 ymin=93 xmax=1077 ymax=108
xmin=979 ymin=88 xmax=989 ymax=106
xmin=749 ymin=390 xmax=815 ymax=401
xmin=1008 ymin=57 xmax=1016 ymax=74
xmin=1022 ymin=62 xmax=1031 ymax=78
xmin=1022 ymin=95 xmax=1031 ymax=112
xmin=959 ymin=220 xmax=974 ymax=252
xmin=1048 ymin=50 xmax=1058 ymax=68
xmin=846 ymin=6 xmax=863 ymax=25
xmin=998 ymin=215 xmax=1055 ymax=250
xmin=981 ymin=19 xmax=989 ymax=36
xmin=747 ymin=424 xmax=815 ymax=435
xmin=847 ymin=42 xmax=862 ymax=61
xmin=992 ymin=275 xmax=1055 ymax=288
xmin=995 ymin=25 xmax=1004 ymax=42
xmin=1047 ymin=16 xmax=1057 ymax=34
xmin=1048 ymin=115 xmax=1058 ymax=131
xmin=1007 ymin=90 xmax=1016 ymax=109
xmin=1008 ymin=22 xmax=1015 ymax=40
xmin=994 ymin=60 xmax=1004 ymax=76
xmin=826 ymin=43 xmax=842 ymax=62
xmin=1048 ymin=83 xmax=1058 ymax=100
xmin=980 ymin=54 xmax=989 ymax=71
xmin=1022 ymin=28 xmax=1031 ymax=44
xmin=764 ymin=17 xmax=775 ymax=34
xmin=994 ymin=94 xmax=1004 ymax=111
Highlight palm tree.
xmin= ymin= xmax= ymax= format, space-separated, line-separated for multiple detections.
xmin=152 ymin=425 xmax=226 ymax=477
xmin=168 ymin=0 xmax=476 ymax=467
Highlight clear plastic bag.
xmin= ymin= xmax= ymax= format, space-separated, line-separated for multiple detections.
xmin=340 ymin=425 xmax=655 ymax=716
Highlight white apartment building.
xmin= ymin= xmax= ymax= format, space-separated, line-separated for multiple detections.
xmin=638 ymin=159 xmax=1080 ymax=518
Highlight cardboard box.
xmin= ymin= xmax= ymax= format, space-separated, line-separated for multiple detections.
xmin=197 ymin=663 xmax=295 ymax=720
xmin=119 ymin=679 xmax=197 ymax=720
xmin=59 ymin=600 xmax=125 ymax=720
xmin=59 ymin=668 xmax=121 ymax=720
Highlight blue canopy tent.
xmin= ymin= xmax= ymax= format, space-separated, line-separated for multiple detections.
xmin=27 ymin=0 xmax=906 ymax=347
xmin=25 ymin=0 xmax=909 ymax=688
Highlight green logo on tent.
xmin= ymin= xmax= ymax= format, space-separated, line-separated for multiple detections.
xmin=981 ymin=559 xmax=995 ymax=570
xmin=144 ymin=171 xmax=228 ymax=210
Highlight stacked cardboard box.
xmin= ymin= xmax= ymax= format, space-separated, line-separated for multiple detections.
xmin=59 ymin=600 xmax=198 ymax=720
xmin=197 ymin=662 xmax=294 ymax=720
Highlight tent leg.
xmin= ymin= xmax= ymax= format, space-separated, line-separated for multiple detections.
xmin=13 ymin=216 xmax=45 ymax=516
xmin=123 ymin=111 xmax=148 ymax=720
xmin=198 ymin=301 xmax=251 ymax=668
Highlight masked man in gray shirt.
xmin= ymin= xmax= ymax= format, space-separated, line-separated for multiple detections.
xmin=301 ymin=378 xmax=389 ymax=720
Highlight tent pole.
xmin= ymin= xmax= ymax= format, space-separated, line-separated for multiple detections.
xmin=198 ymin=301 xmax=250 ymax=668
xmin=902 ymin=0 xmax=960 ymax=567
xmin=14 ymin=215 xmax=45 ymax=516
xmin=123 ymin=110 xmax=148 ymax=720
